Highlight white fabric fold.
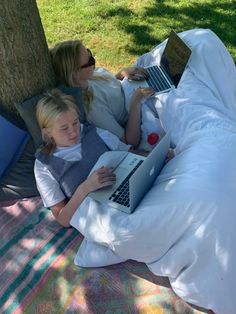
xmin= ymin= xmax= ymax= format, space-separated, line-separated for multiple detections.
xmin=70 ymin=29 xmax=236 ymax=314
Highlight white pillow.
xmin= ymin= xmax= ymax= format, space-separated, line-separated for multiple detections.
xmin=70 ymin=126 xmax=236 ymax=265
xmin=71 ymin=127 xmax=236 ymax=314
xmin=70 ymin=28 xmax=236 ymax=313
xmin=74 ymin=238 xmax=126 ymax=268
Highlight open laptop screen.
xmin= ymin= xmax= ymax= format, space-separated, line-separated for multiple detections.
xmin=160 ymin=30 xmax=192 ymax=87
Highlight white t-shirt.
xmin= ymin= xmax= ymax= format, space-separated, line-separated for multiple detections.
xmin=34 ymin=127 xmax=130 ymax=208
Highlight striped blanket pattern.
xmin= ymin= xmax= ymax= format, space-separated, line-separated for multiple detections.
xmin=0 ymin=197 xmax=205 ymax=314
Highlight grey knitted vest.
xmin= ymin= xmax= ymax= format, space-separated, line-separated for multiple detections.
xmin=36 ymin=123 xmax=109 ymax=199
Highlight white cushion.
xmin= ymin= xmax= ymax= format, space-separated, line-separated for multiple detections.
xmin=74 ymin=238 xmax=126 ymax=268
xmin=70 ymin=28 xmax=236 ymax=314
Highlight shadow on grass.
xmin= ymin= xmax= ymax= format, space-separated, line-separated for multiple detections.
xmin=142 ymin=1 xmax=235 ymax=48
xmin=97 ymin=1 xmax=236 ymax=58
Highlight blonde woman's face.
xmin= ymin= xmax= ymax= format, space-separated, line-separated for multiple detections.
xmin=46 ymin=110 xmax=81 ymax=147
xmin=77 ymin=45 xmax=95 ymax=80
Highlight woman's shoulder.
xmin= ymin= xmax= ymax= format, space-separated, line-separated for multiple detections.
xmin=94 ymin=67 xmax=112 ymax=75
xmin=93 ymin=67 xmax=117 ymax=81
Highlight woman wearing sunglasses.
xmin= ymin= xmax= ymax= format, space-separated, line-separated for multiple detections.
xmin=50 ymin=40 xmax=154 ymax=148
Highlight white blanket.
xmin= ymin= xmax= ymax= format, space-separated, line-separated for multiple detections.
xmin=71 ymin=29 xmax=236 ymax=314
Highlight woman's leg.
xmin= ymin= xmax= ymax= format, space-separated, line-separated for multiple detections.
xmin=180 ymin=29 xmax=236 ymax=114
xmin=135 ymin=29 xmax=236 ymax=146
xmin=136 ymin=28 xmax=236 ymax=114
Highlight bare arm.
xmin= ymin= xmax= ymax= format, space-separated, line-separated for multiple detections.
xmin=115 ymin=68 xmax=153 ymax=147
xmin=124 ymin=87 xmax=154 ymax=148
xmin=115 ymin=66 xmax=148 ymax=81
xmin=50 ymin=167 xmax=116 ymax=227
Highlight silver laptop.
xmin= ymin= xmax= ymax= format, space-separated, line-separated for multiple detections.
xmin=129 ymin=30 xmax=192 ymax=94
xmin=89 ymin=133 xmax=170 ymax=214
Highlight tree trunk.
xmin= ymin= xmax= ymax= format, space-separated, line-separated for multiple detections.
xmin=0 ymin=0 xmax=55 ymax=110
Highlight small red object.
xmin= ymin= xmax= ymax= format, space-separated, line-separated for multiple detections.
xmin=147 ymin=132 xmax=159 ymax=145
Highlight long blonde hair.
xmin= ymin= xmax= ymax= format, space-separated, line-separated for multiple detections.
xmin=50 ymin=40 xmax=83 ymax=87
xmin=50 ymin=40 xmax=109 ymax=112
xmin=36 ymin=88 xmax=79 ymax=154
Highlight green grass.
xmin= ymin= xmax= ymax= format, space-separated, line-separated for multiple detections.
xmin=37 ymin=0 xmax=236 ymax=72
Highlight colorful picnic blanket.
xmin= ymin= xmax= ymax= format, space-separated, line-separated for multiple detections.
xmin=0 ymin=197 xmax=206 ymax=314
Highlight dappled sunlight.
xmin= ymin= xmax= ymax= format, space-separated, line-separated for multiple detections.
xmin=130 ymin=273 xmax=161 ymax=295
xmin=72 ymin=197 xmax=130 ymax=243
xmin=193 ymin=214 xmax=231 ymax=274
xmin=67 ymin=264 xmax=197 ymax=313
xmin=64 ymin=283 xmax=90 ymax=312
xmin=2 ymin=290 xmax=24 ymax=314
xmin=129 ymin=272 xmax=200 ymax=313
xmin=0 ymin=196 xmax=208 ymax=313
xmin=165 ymin=178 xmax=177 ymax=191
xmin=37 ymin=0 xmax=236 ymax=73
xmin=215 ymin=242 xmax=229 ymax=272
xmin=0 ymin=197 xmax=82 ymax=313
xmin=195 ymin=224 xmax=207 ymax=239
xmin=0 ymin=197 xmax=42 ymax=233
xmin=143 ymin=1 xmax=235 ymax=48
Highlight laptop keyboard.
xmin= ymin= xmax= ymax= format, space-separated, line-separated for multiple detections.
xmin=146 ymin=66 xmax=172 ymax=92
xmin=108 ymin=160 xmax=143 ymax=208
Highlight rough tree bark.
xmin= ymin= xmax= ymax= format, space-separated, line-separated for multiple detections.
xmin=0 ymin=0 xmax=55 ymax=110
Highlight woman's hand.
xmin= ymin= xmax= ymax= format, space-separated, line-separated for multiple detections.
xmin=50 ymin=167 xmax=115 ymax=227
xmin=116 ymin=67 xmax=149 ymax=81
xmin=131 ymin=87 xmax=155 ymax=104
xmin=83 ymin=166 xmax=116 ymax=194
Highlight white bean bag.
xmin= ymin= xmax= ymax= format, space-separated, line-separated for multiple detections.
xmin=71 ymin=29 xmax=236 ymax=314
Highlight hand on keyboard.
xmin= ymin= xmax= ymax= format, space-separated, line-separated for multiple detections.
xmin=131 ymin=87 xmax=155 ymax=103
xmin=84 ymin=166 xmax=116 ymax=194
xmin=118 ymin=66 xmax=149 ymax=81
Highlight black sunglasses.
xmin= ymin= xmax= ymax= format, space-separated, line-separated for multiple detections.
xmin=81 ymin=49 xmax=96 ymax=69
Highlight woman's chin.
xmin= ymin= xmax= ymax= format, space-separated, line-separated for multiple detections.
xmin=69 ymin=138 xmax=79 ymax=145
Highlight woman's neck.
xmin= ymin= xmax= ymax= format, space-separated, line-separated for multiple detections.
xmin=73 ymin=77 xmax=88 ymax=90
